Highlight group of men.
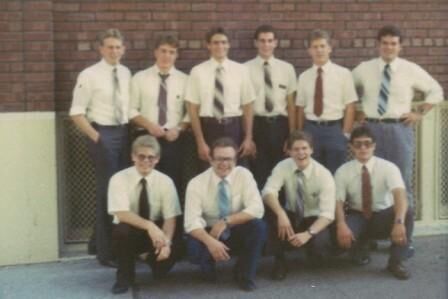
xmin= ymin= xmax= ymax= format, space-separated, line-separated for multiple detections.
xmin=69 ymin=24 xmax=444 ymax=294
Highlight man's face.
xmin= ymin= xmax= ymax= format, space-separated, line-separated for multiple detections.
xmin=210 ymin=146 xmax=237 ymax=179
xmin=132 ymin=147 xmax=160 ymax=176
xmin=154 ymin=43 xmax=178 ymax=71
xmin=350 ymin=136 xmax=376 ymax=163
xmin=99 ymin=37 xmax=125 ymax=65
xmin=255 ymin=32 xmax=277 ymax=59
xmin=288 ymin=140 xmax=313 ymax=169
xmin=379 ymin=35 xmax=401 ymax=63
xmin=207 ymin=34 xmax=230 ymax=61
xmin=308 ymin=38 xmax=331 ymax=66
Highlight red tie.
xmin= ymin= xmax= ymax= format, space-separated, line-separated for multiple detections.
xmin=362 ymin=165 xmax=372 ymax=219
xmin=314 ymin=67 xmax=323 ymax=117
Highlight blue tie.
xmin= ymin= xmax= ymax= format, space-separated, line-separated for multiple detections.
xmin=218 ymin=180 xmax=231 ymax=240
xmin=377 ymin=64 xmax=391 ymax=116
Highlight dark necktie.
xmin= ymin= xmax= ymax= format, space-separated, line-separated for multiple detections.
xmin=295 ymin=169 xmax=306 ymax=228
xmin=361 ymin=166 xmax=372 ymax=219
xmin=377 ymin=64 xmax=391 ymax=116
xmin=314 ymin=67 xmax=323 ymax=117
xmin=158 ymin=73 xmax=169 ymax=126
xmin=264 ymin=61 xmax=274 ymax=112
xmin=213 ymin=66 xmax=224 ymax=118
xmin=112 ymin=67 xmax=123 ymax=124
xmin=139 ymin=178 xmax=150 ymax=220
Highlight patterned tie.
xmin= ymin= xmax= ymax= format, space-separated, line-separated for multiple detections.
xmin=213 ymin=66 xmax=225 ymax=118
xmin=112 ymin=67 xmax=123 ymax=124
xmin=158 ymin=73 xmax=169 ymax=126
xmin=218 ymin=179 xmax=231 ymax=240
xmin=139 ymin=178 xmax=150 ymax=220
xmin=361 ymin=165 xmax=372 ymax=219
xmin=377 ymin=64 xmax=391 ymax=116
xmin=313 ymin=67 xmax=323 ymax=117
xmin=264 ymin=61 xmax=274 ymax=112
xmin=295 ymin=169 xmax=306 ymax=228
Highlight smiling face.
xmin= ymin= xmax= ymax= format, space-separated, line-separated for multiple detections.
xmin=132 ymin=146 xmax=160 ymax=176
xmin=308 ymin=38 xmax=332 ymax=66
xmin=99 ymin=37 xmax=125 ymax=66
xmin=210 ymin=146 xmax=237 ymax=179
xmin=288 ymin=140 xmax=313 ymax=170
xmin=350 ymin=136 xmax=376 ymax=164
xmin=255 ymin=32 xmax=277 ymax=60
xmin=379 ymin=35 xmax=401 ymax=63
xmin=154 ymin=43 xmax=178 ymax=72
xmin=207 ymin=33 xmax=230 ymax=62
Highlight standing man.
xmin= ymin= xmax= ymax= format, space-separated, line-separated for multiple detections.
xmin=245 ymin=25 xmax=297 ymax=189
xmin=263 ymin=131 xmax=336 ymax=280
xmin=185 ymin=27 xmax=256 ymax=168
xmin=184 ymin=138 xmax=266 ymax=291
xmin=296 ymin=29 xmax=358 ymax=174
xmin=108 ymin=135 xmax=182 ymax=294
xmin=334 ymin=126 xmax=413 ymax=280
xmin=70 ymin=28 xmax=131 ymax=267
xmin=352 ymin=25 xmax=444 ymax=210
xmin=129 ymin=35 xmax=188 ymax=194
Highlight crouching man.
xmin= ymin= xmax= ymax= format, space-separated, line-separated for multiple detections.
xmin=108 ymin=135 xmax=182 ymax=294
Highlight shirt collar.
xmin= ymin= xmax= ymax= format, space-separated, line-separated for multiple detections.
xmin=99 ymin=58 xmax=120 ymax=71
xmin=256 ymin=55 xmax=276 ymax=66
xmin=154 ymin=64 xmax=175 ymax=76
xmin=378 ymin=57 xmax=400 ymax=72
xmin=210 ymin=166 xmax=236 ymax=186
xmin=312 ymin=60 xmax=332 ymax=73
xmin=292 ymin=158 xmax=314 ymax=179
xmin=355 ymin=156 xmax=376 ymax=173
xmin=131 ymin=166 xmax=155 ymax=187
xmin=210 ymin=57 xmax=230 ymax=71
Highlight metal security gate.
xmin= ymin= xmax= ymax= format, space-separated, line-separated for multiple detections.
xmin=437 ymin=103 xmax=448 ymax=219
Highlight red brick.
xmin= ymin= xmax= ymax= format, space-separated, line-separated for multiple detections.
xmin=23 ymin=1 xmax=52 ymax=11
xmin=0 ymin=52 xmax=23 ymax=62
xmin=95 ymin=12 xmax=124 ymax=21
xmin=165 ymin=3 xmax=191 ymax=11
xmin=153 ymin=12 xmax=178 ymax=21
xmin=23 ymin=11 xmax=52 ymax=21
xmin=25 ymin=41 xmax=54 ymax=51
xmin=135 ymin=3 xmax=165 ymax=11
xmin=271 ymin=4 xmax=295 ymax=11
xmin=25 ymin=73 xmax=54 ymax=82
xmin=53 ymin=3 xmax=80 ymax=12
xmin=54 ymin=12 xmax=95 ymax=22
xmin=124 ymin=12 xmax=152 ymax=21
xmin=24 ymin=32 xmax=53 ymax=41
xmin=25 ymin=62 xmax=54 ymax=72
xmin=24 ymin=21 xmax=52 ymax=32
xmin=0 ymin=12 xmax=22 ymax=22
xmin=192 ymin=3 xmax=216 ymax=11
xmin=109 ymin=3 xmax=137 ymax=11
xmin=0 ymin=2 xmax=22 ymax=11
xmin=80 ymin=3 xmax=110 ymax=12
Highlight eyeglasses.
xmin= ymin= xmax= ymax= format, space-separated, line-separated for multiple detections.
xmin=212 ymin=157 xmax=236 ymax=163
xmin=352 ymin=140 xmax=374 ymax=149
xmin=136 ymin=154 xmax=158 ymax=162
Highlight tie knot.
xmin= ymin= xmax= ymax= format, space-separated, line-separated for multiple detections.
xmin=113 ymin=67 xmax=117 ymax=74
xmin=159 ymin=73 xmax=169 ymax=81
xmin=295 ymin=169 xmax=304 ymax=178
xmin=219 ymin=179 xmax=227 ymax=187
xmin=362 ymin=165 xmax=368 ymax=172
xmin=140 ymin=178 xmax=147 ymax=186
xmin=385 ymin=64 xmax=390 ymax=70
xmin=216 ymin=66 xmax=223 ymax=73
xmin=264 ymin=61 xmax=269 ymax=66
xmin=317 ymin=67 xmax=323 ymax=74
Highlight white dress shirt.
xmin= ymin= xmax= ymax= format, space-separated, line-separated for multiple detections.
xmin=108 ymin=166 xmax=181 ymax=224
xmin=184 ymin=166 xmax=264 ymax=233
xmin=245 ymin=55 xmax=297 ymax=117
xmin=296 ymin=61 xmax=358 ymax=121
xmin=262 ymin=158 xmax=336 ymax=220
xmin=184 ymin=58 xmax=256 ymax=117
xmin=352 ymin=57 xmax=444 ymax=118
xmin=334 ymin=156 xmax=405 ymax=212
xmin=129 ymin=65 xmax=189 ymax=128
xmin=70 ymin=59 xmax=131 ymax=125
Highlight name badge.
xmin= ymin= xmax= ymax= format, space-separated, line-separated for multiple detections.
xmin=278 ymin=84 xmax=287 ymax=89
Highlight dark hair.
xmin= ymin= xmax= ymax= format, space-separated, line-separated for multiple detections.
xmin=98 ymin=28 xmax=123 ymax=46
xmin=287 ymin=130 xmax=314 ymax=149
xmin=254 ymin=24 xmax=276 ymax=40
xmin=205 ymin=27 xmax=228 ymax=43
xmin=308 ymin=29 xmax=331 ymax=47
xmin=350 ymin=126 xmax=376 ymax=144
xmin=377 ymin=25 xmax=402 ymax=43
xmin=154 ymin=35 xmax=179 ymax=49
xmin=210 ymin=137 xmax=238 ymax=157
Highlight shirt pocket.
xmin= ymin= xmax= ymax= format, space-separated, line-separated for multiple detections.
xmin=225 ymin=77 xmax=242 ymax=112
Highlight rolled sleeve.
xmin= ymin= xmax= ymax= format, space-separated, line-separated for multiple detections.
xmin=129 ymin=75 xmax=142 ymax=119
xmin=107 ymin=174 xmax=131 ymax=215
xmin=241 ymin=171 xmax=264 ymax=219
xmin=343 ymin=70 xmax=359 ymax=105
xmin=162 ymin=178 xmax=182 ymax=220
xmin=69 ymin=72 xmax=92 ymax=116
xmin=318 ymin=172 xmax=336 ymax=220
xmin=334 ymin=167 xmax=348 ymax=203
xmin=386 ymin=163 xmax=406 ymax=192
xmin=413 ymin=64 xmax=444 ymax=104
xmin=262 ymin=163 xmax=285 ymax=199
xmin=240 ymin=66 xmax=256 ymax=105
xmin=184 ymin=68 xmax=200 ymax=104
xmin=295 ymin=75 xmax=306 ymax=107
xmin=184 ymin=183 xmax=207 ymax=233
xmin=286 ymin=64 xmax=297 ymax=95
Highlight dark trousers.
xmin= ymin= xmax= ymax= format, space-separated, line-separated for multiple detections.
xmin=200 ymin=116 xmax=248 ymax=169
xmin=186 ymin=219 xmax=267 ymax=282
xmin=303 ymin=120 xmax=347 ymax=174
xmin=341 ymin=207 xmax=414 ymax=264
xmin=251 ymin=116 xmax=289 ymax=189
xmin=266 ymin=211 xmax=332 ymax=260
xmin=87 ymin=123 xmax=129 ymax=261
xmin=112 ymin=222 xmax=181 ymax=284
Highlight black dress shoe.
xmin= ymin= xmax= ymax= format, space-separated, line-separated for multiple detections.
xmin=238 ymin=279 xmax=256 ymax=292
xmin=407 ymin=245 xmax=415 ymax=258
xmin=111 ymin=281 xmax=129 ymax=294
xmin=271 ymin=258 xmax=287 ymax=280
xmin=387 ymin=262 xmax=410 ymax=280
xmin=351 ymin=252 xmax=371 ymax=266
xmin=98 ymin=259 xmax=118 ymax=268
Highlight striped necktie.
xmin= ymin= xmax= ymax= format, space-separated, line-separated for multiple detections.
xmin=158 ymin=73 xmax=169 ymax=125
xmin=213 ymin=65 xmax=225 ymax=118
xmin=264 ymin=61 xmax=274 ymax=112
xmin=295 ymin=169 xmax=306 ymax=228
xmin=112 ymin=67 xmax=123 ymax=124
xmin=377 ymin=64 xmax=391 ymax=116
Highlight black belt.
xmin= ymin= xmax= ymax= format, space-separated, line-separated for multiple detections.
xmin=91 ymin=122 xmax=127 ymax=128
xmin=366 ymin=118 xmax=403 ymax=124
xmin=255 ymin=115 xmax=287 ymax=123
xmin=201 ymin=116 xmax=241 ymax=125
xmin=306 ymin=119 xmax=341 ymax=126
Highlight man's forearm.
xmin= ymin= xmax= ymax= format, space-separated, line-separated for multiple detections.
xmin=190 ymin=228 xmax=215 ymax=247
xmin=131 ymin=115 xmax=156 ymax=132
xmin=343 ymin=103 xmax=355 ymax=134
xmin=71 ymin=114 xmax=98 ymax=141
xmin=115 ymin=211 xmax=154 ymax=231
xmin=392 ymin=188 xmax=408 ymax=222
xmin=335 ymin=201 xmax=347 ymax=225
xmin=162 ymin=217 xmax=176 ymax=241
xmin=226 ymin=211 xmax=255 ymax=226
xmin=286 ymin=93 xmax=296 ymax=132
xmin=263 ymin=193 xmax=285 ymax=217
xmin=187 ymin=103 xmax=206 ymax=145
xmin=242 ymin=103 xmax=254 ymax=141
xmin=296 ymin=106 xmax=305 ymax=130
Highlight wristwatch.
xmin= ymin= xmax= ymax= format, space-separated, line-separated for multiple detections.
xmin=223 ymin=217 xmax=230 ymax=226
xmin=307 ymin=228 xmax=317 ymax=237
xmin=394 ymin=219 xmax=403 ymax=224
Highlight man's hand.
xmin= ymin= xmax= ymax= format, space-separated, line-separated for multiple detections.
xmin=391 ymin=223 xmax=407 ymax=246
xmin=147 ymin=123 xmax=166 ymax=138
xmin=146 ymin=222 xmax=166 ymax=249
xmin=210 ymin=220 xmax=227 ymax=240
xmin=401 ymin=112 xmax=422 ymax=126
xmin=277 ymin=211 xmax=294 ymax=241
xmin=155 ymin=245 xmax=171 ymax=261
xmin=288 ymin=232 xmax=311 ymax=248
xmin=197 ymin=141 xmax=211 ymax=162
xmin=206 ymin=238 xmax=230 ymax=262
xmin=337 ymin=222 xmax=355 ymax=249
xmin=165 ymin=128 xmax=180 ymax=142
xmin=239 ymin=138 xmax=256 ymax=158
xmin=90 ymin=131 xmax=100 ymax=143
xmin=355 ymin=111 xmax=367 ymax=124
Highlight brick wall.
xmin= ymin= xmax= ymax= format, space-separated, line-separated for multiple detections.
xmin=1 ymin=0 xmax=447 ymax=112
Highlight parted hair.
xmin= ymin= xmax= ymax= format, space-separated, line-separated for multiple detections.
xmin=377 ymin=25 xmax=403 ymax=42
xmin=307 ymin=29 xmax=331 ymax=47
xmin=132 ymin=135 xmax=161 ymax=156
xmin=287 ymin=130 xmax=314 ymax=149
xmin=210 ymin=137 xmax=238 ymax=157
xmin=205 ymin=27 xmax=228 ymax=43
xmin=98 ymin=28 xmax=124 ymax=45
xmin=254 ymin=24 xmax=277 ymax=40
xmin=154 ymin=35 xmax=179 ymax=49
xmin=350 ymin=126 xmax=377 ymax=144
